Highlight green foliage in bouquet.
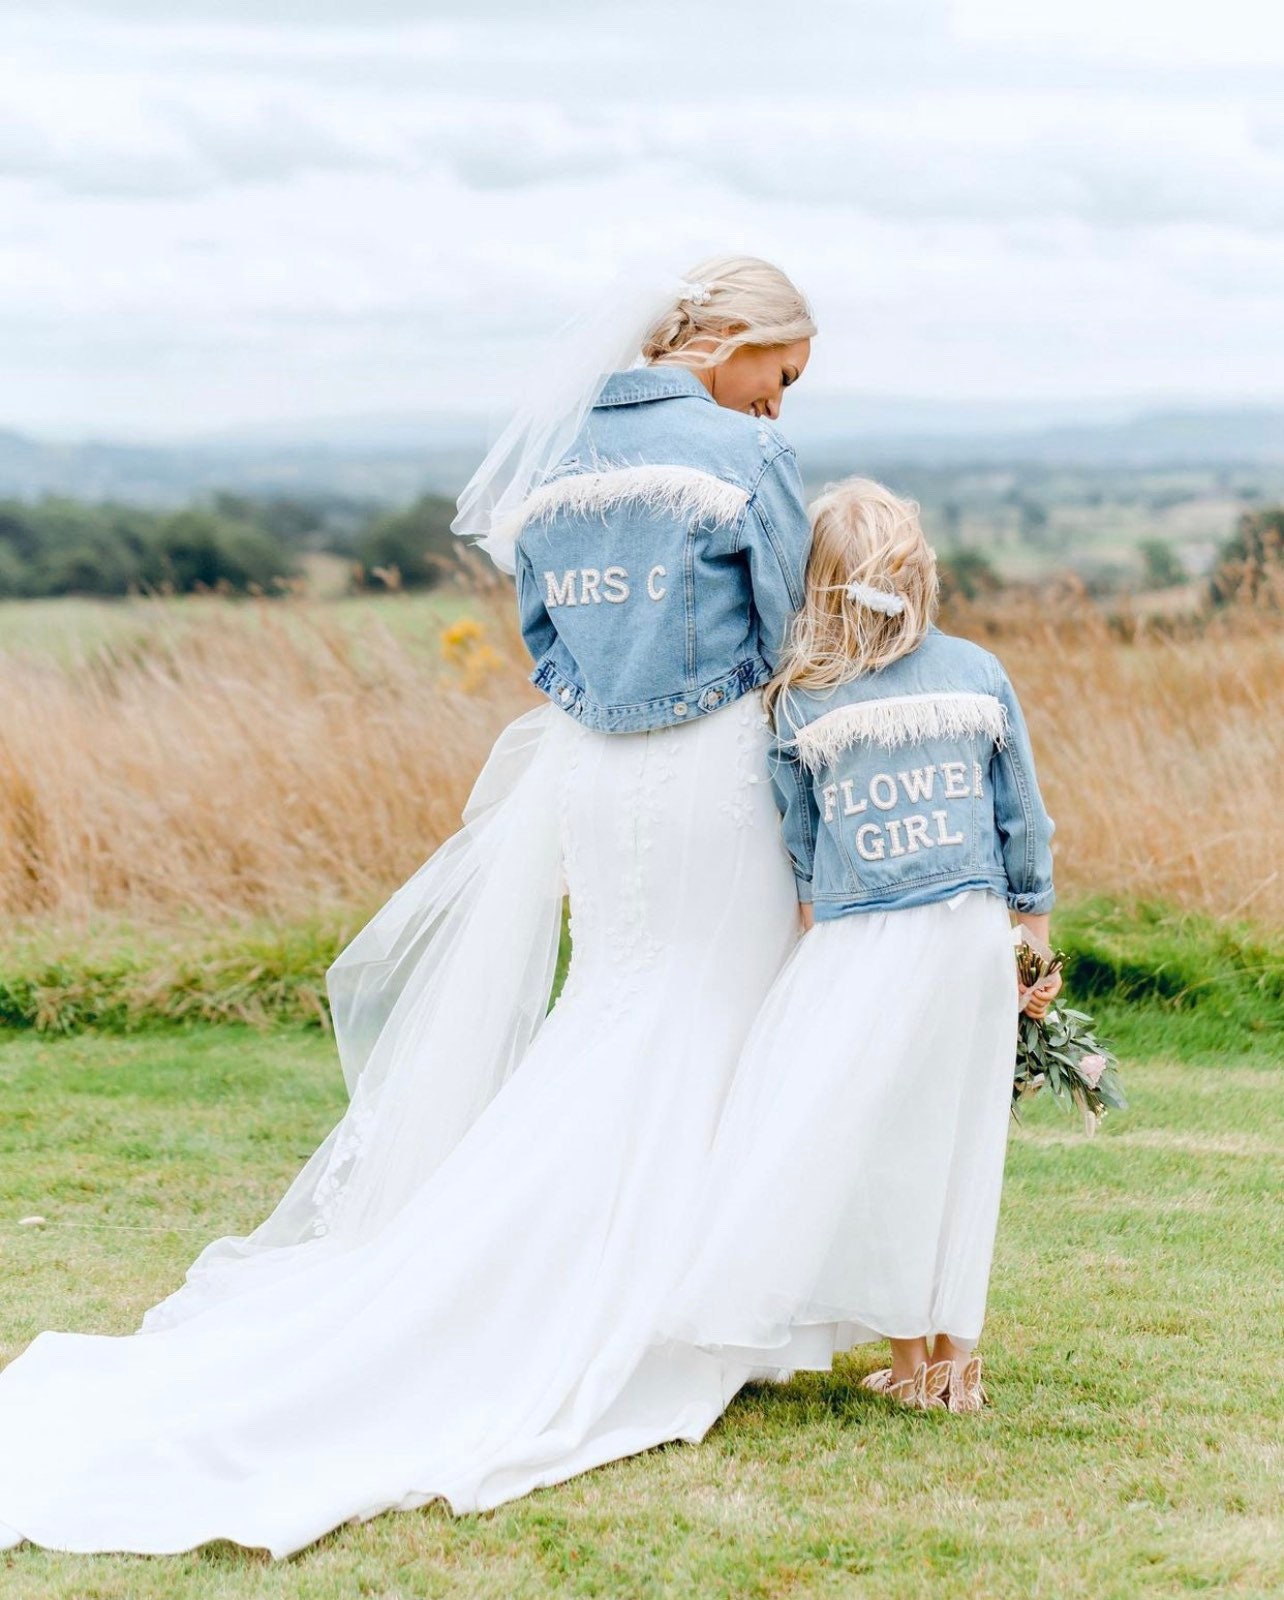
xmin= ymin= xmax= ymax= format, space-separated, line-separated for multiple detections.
xmin=1013 ymin=931 xmax=1128 ymax=1135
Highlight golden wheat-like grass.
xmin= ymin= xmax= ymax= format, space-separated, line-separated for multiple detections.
xmin=0 ymin=594 xmax=536 ymax=929
xmin=0 ymin=590 xmax=1280 ymax=934
xmin=957 ymin=600 xmax=1283 ymax=925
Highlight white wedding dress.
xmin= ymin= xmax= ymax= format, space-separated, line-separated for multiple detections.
xmin=0 ymin=696 xmax=799 ymax=1558
xmin=662 ymin=890 xmax=1019 ymax=1365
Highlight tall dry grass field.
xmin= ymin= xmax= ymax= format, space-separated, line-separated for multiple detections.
xmin=0 ymin=591 xmax=1280 ymax=943
xmin=0 ymin=593 xmax=536 ymax=934
xmin=969 ymin=605 xmax=1283 ymax=926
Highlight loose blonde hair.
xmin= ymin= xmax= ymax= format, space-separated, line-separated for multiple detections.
xmin=642 ymin=254 xmax=816 ymax=369
xmin=764 ymin=477 xmax=939 ymax=717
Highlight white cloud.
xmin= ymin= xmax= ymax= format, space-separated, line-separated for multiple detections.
xmin=953 ymin=0 xmax=1284 ymax=67
xmin=6 ymin=61 xmax=1283 ymax=234
xmin=0 ymin=0 xmax=1281 ymax=432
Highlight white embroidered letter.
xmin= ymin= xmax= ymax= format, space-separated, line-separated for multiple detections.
xmin=647 ymin=565 xmax=668 ymax=601
xmin=603 ymin=566 xmax=630 ymax=603
xmin=870 ymin=773 xmax=898 ymax=812
xmin=942 ymin=761 xmax=969 ymax=798
xmin=855 ymin=823 xmax=885 ymax=861
xmin=886 ymin=818 xmax=907 ymax=857
xmin=545 ymin=570 xmax=577 ymax=609
xmin=903 ymin=814 xmax=933 ymax=853
xmin=898 ymin=765 xmax=936 ymax=803
xmin=974 ymin=761 xmax=985 ymax=797
xmin=580 ymin=568 xmax=603 ymax=604
xmin=840 ymin=779 xmax=866 ymax=817
xmin=933 ymin=809 xmax=965 ymax=846
xmin=822 ymin=783 xmax=838 ymax=824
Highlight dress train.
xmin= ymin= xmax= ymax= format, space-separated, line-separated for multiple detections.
xmin=0 ymin=697 xmax=797 ymax=1556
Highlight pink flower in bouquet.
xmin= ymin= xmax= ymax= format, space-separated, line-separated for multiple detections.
xmin=1079 ymin=1053 xmax=1107 ymax=1088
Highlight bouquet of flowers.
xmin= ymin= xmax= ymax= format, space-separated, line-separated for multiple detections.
xmin=1012 ymin=928 xmax=1127 ymax=1136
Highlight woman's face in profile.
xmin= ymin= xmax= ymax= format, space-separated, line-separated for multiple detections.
xmin=709 ymin=338 xmax=812 ymax=421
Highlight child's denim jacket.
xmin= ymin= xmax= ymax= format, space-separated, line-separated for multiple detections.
xmin=512 ymin=366 xmax=811 ymax=733
xmin=773 ymin=628 xmax=1055 ymax=919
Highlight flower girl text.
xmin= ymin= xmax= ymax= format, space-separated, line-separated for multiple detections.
xmin=821 ymin=761 xmax=983 ymax=862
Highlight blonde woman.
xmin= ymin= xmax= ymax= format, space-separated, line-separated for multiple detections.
xmin=664 ymin=477 xmax=1060 ymax=1413
xmin=0 ymin=258 xmax=820 ymax=1556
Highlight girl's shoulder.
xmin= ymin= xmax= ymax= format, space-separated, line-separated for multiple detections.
xmin=770 ymin=630 xmax=1008 ymax=745
xmin=919 ymin=626 xmax=1004 ymax=681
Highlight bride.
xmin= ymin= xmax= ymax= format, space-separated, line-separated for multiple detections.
xmin=0 ymin=255 xmax=818 ymax=1557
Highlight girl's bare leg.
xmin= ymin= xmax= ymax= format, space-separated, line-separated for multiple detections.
xmin=889 ymin=1337 xmax=931 ymax=1384
xmin=930 ymin=1334 xmax=971 ymax=1371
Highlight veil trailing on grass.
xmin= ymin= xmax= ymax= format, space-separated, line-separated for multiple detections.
xmin=141 ymin=706 xmax=568 ymax=1332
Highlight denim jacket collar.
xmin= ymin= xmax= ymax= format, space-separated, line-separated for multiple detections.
xmin=595 ymin=366 xmax=714 ymax=409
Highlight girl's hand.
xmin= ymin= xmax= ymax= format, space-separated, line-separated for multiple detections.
xmin=1020 ymin=970 xmax=1062 ymax=1020
xmin=799 ymin=902 xmax=815 ymax=933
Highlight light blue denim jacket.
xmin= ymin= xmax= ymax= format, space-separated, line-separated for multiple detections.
xmin=513 ymin=367 xmax=811 ymax=733
xmin=772 ymin=628 xmax=1055 ymax=919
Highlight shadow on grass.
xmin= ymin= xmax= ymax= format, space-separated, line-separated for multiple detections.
xmin=724 ymin=1362 xmax=901 ymax=1431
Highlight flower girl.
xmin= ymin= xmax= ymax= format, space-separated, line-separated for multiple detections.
xmin=666 ymin=477 xmax=1060 ymax=1413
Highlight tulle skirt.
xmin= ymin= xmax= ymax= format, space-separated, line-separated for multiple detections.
xmin=0 ymin=696 xmax=799 ymax=1557
xmin=662 ymin=889 xmax=1019 ymax=1366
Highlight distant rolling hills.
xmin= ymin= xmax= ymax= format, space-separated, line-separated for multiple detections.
xmin=2 ymin=401 xmax=1282 ymax=507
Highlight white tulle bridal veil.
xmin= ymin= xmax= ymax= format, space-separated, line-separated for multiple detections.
xmin=0 ymin=696 xmax=799 ymax=1557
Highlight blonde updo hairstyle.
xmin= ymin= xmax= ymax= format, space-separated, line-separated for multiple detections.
xmin=765 ymin=477 xmax=939 ymax=717
xmin=642 ymin=254 xmax=816 ymax=369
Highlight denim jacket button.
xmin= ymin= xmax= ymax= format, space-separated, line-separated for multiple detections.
xmin=673 ymin=701 xmax=688 ymax=716
xmin=699 ymin=687 xmax=723 ymax=711
xmin=558 ymin=687 xmax=573 ymax=704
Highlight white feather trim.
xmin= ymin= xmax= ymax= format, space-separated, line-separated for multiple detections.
xmin=792 ymin=692 xmax=1009 ymax=770
xmin=500 ymin=464 xmax=750 ymax=542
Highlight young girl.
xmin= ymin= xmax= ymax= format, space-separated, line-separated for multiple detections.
xmin=665 ymin=477 xmax=1060 ymax=1413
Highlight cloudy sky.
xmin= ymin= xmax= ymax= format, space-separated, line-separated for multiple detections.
xmin=4 ymin=0 xmax=1284 ymax=437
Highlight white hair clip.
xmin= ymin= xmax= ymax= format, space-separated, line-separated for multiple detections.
xmin=845 ymin=579 xmax=906 ymax=616
xmin=677 ymin=279 xmax=712 ymax=307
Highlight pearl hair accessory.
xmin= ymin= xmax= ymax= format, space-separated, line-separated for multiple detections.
xmin=676 ymin=279 xmax=712 ymax=306
xmin=845 ymin=579 xmax=906 ymax=616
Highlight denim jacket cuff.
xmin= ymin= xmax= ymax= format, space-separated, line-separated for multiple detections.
xmin=794 ymin=875 xmax=815 ymax=905
xmin=1007 ymin=887 xmax=1056 ymax=915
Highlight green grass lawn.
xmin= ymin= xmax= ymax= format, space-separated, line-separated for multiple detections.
xmin=1 ymin=1023 xmax=1282 ymax=1599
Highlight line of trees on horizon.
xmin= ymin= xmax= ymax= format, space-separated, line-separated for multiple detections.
xmin=0 ymin=493 xmax=462 ymax=600
xmin=0 ymin=490 xmax=1279 ymax=610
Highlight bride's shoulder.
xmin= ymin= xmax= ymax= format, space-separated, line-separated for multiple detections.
xmin=706 ymin=406 xmax=793 ymax=458
xmin=685 ymin=409 xmax=798 ymax=498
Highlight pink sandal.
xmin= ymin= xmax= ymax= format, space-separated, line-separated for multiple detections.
xmin=945 ymin=1357 xmax=989 ymax=1415
xmin=860 ymin=1359 xmax=951 ymax=1411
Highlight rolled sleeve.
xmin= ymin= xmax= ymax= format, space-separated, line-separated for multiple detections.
xmin=991 ymin=663 xmax=1056 ymax=914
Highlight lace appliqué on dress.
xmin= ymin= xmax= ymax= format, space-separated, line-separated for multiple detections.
xmin=309 ymin=1080 xmax=377 ymax=1239
xmin=719 ymin=695 xmax=771 ymax=830
xmin=559 ymin=724 xmax=677 ymax=1011
xmin=616 ymin=727 xmax=677 ymax=976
